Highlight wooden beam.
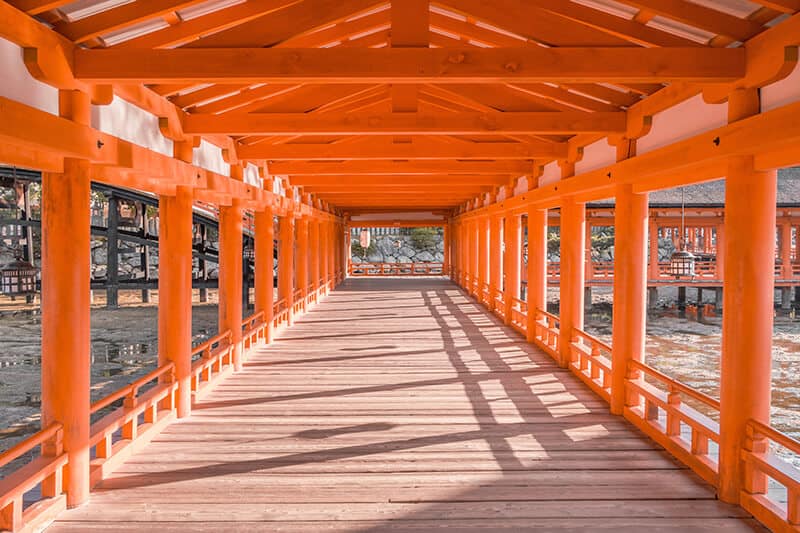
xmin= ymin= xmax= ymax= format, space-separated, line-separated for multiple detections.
xmin=238 ymin=138 xmax=566 ymax=160
xmin=267 ymin=160 xmax=532 ymax=175
xmin=73 ymin=47 xmax=746 ymax=84
xmin=288 ymin=175 xmax=511 ymax=186
xmin=184 ymin=111 xmax=626 ymax=136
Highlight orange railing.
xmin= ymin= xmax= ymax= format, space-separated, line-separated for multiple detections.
xmin=624 ymin=359 xmax=721 ymax=486
xmin=274 ymin=298 xmax=289 ymax=329
xmin=532 ymin=308 xmax=560 ymax=359
xmin=0 ymin=424 xmax=67 ymax=532
xmin=570 ymin=328 xmax=613 ymax=402
xmin=89 ymin=362 xmax=178 ymax=486
xmin=190 ymin=330 xmax=234 ymax=398
xmin=292 ymin=289 xmax=304 ymax=315
xmin=740 ymin=420 xmax=800 ymax=531
xmin=349 ymin=262 xmax=444 ymax=276
xmin=509 ymin=297 xmax=527 ymax=335
xmin=242 ymin=311 xmax=266 ymax=350
xmin=491 ymin=288 xmax=505 ymax=319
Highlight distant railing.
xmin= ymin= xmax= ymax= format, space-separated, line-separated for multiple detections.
xmin=0 ymin=424 xmax=67 ymax=532
xmin=89 ymin=362 xmax=178 ymax=486
xmin=349 ymin=262 xmax=444 ymax=276
xmin=740 ymin=420 xmax=800 ymax=531
xmin=570 ymin=329 xmax=612 ymax=402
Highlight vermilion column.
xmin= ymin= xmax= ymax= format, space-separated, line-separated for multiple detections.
xmin=716 ymin=223 xmax=725 ymax=280
xmin=158 ymin=185 xmax=193 ymax=417
xmin=255 ymin=206 xmax=275 ymax=343
xmin=559 ymin=199 xmax=586 ymax=367
xmin=527 ymin=208 xmax=547 ymax=342
xmin=489 ymin=215 xmax=502 ymax=310
xmin=781 ymin=222 xmax=793 ymax=279
xmin=443 ymin=223 xmax=451 ymax=278
xmin=320 ymin=220 xmax=329 ymax=293
xmin=648 ymin=219 xmax=659 ymax=280
xmin=219 ymin=200 xmax=244 ymax=370
xmin=41 ymin=157 xmax=91 ymax=507
xmin=279 ymin=215 xmax=295 ymax=325
xmin=297 ymin=217 xmax=309 ymax=308
xmin=504 ymin=214 xmax=521 ymax=325
xmin=719 ymin=88 xmax=776 ymax=504
xmin=478 ymin=217 xmax=489 ymax=299
xmin=309 ymin=218 xmax=320 ymax=294
xmin=610 ymin=185 xmax=649 ymax=415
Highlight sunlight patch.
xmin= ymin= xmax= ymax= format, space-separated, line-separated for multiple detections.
xmin=563 ymin=424 xmax=611 ymax=442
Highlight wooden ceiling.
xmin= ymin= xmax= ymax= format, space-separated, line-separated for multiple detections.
xmin=12 ymin=0 xmax=798 ymax=215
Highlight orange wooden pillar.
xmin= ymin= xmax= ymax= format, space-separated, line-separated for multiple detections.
xmin=320 ymin=220 xmax=330 ymax=293
xmin=526 ymin=208 xmax=548 ymax=342
xmin=489 ymin=215 xmax=502 ymax=310
xmin=219 ymin=199 xmax=244 ymax=370
xmin=559 ymin=199 xmax=586 ymax=367
xmin=503 ymin=213 xmax=521 ymax=325
xmin=716 ymin=223 xmax=725 ymax=280
xmin=41 ymin=157 xmax=91 ymax=508
xmin=780 ymin=221 xmax=793 ymax=279
xmin=718 ymin=89 xmax=776 ymax=504
xmin=478 ymin=217 xmax=489 ymax=300
xmin=442 ymin=222 xmax=453 ymax=278
xmin=158 ymin=185 xmax=193 ymax=417
xmin=345 ymin=224 xmax=352 ymax=279
xmin=468 ymin=221 xmax=477 ymax=293
xmin=610 ymin=185 xmax=649 ymax=415
xmin=296 ymin=217 xmax=309 ymax=309
xmin=309 ymin=218 xmax=320 ymax=294
xmin=279 ymin=215 xmax=296 ymax=325
xmin=648 ymin=219 xmax=659 ymax=280
xmin=255 ymin=205 xmax=275 ymax=343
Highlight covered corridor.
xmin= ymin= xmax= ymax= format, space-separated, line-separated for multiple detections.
xmin=47 ymin=278 xmax=757 ymax=532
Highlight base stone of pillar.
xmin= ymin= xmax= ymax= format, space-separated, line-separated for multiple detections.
xmin=715 ymin=287 xmax=723 ymax=312
xmin=584 ymin=286 xmax=592 ymax=312
xmin=647 ymin=287 xmax=659 ymax=310
xmin=780 ymin=287 xmax=792 ymax=311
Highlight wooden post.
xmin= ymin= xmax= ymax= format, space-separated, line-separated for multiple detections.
xmin=279 ymin=214 xmax=295 ymax=325
xmin=41 ymin=157 xmax=91 ymax=508
xmin=320 ymin=220 xmax=329 ymax=293
xmin=559 ymin=199 xmax=586 ymax=368
xmin=610 ymin=184 xmax=649 ymax=415
xmin=219 ymin=200 xmax=244 ymax=370
xmin=106 ymin=194 xmax=119 ymax=309
xmin=781 ymin=221 xmax=793 ymax=279
xmin=309 ymin=218 xmax=320 ymax=294
xmin=719 ymin=88 xmax=776 ymax=504
xmin=716 ymin=223 xmax=725 ymax=280
xmin=443 ymin=222 xmax=451 ymax=278
xmin=527 ymin=208 xmax=547 ymax=342
xmin=648 ymin=219 xmax=659 ymax=281
xmin=504 ymin=213 xmax=521 ymax=325
xmin=297 ymin=217 xmax=309 ymax=309
xmin=158 ymin=185 xmax=193 ymax=417
xmin=478 ymin=217 xmax=489 ymax=300
xmin=490 ymin=215 xmax=503 ymax=310
xmin=345 ymin=223 xmax=352 ymax=279
xmin=255 ymin=206 xmax=275 ymax=343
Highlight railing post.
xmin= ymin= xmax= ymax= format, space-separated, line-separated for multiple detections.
xmin=255 ymin=205 xmax=275 ymax=343
xmin=297 ymin=216 xmax=309 ymax=311
xmin=610 ymin=182 xmax=649 ymax=415
xmin=443 ymin=222 xmax=451 ymax=278
xmin=526 ymin=208 xmax=548 ymax=342
xmin=41 ymin=152 xmax=91 ymax=508
xmin=158 ymin=184 xmax=193 ymax=417
xmin=504 ymin=213 xmax=521 ymax=325
xmin=219 ymin=199 xmax=244 ymax=370
xmin=559 ymin=197 xmax=586 ymax=368
xmin=309 ymin=217 xmax=320 ymax=297
xmin=719 ymin=88 xmax=775 ymax=504
xmin=477 ymin=216 xmax=489 ymax=301
xmin=489 ymin=214 xmax=502 ymax=311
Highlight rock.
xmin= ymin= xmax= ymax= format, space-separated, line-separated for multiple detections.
xmin=416 ymin=251 xmax=435 ymax=262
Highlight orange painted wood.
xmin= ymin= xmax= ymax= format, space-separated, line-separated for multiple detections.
xmin=47 ymin=279 xmax=759 ymax=532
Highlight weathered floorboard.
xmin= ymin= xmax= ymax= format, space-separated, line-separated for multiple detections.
xmin=47 ymin=278 xmax=763 ymax=532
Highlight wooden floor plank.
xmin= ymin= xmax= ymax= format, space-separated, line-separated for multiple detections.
xmin=47 ymin=278 xmax=763 ymax=532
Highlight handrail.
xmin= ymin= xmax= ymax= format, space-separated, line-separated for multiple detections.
xmin=569 ymin=328 xmax=613 ymax=402
xmin=242 ymin=311 xmax=265 ymax=331
xmin=0 ymin=423 xmax=62 ymax=471
xmin=740 ymin=419 xmax=800 ymax=529
xmin=192 ymin=330 xmax=232 ymax=359
xmin=91 ymin=362 xmax=175 ymax=414
xmin=629 ymin=359 xmax=720 ymax=410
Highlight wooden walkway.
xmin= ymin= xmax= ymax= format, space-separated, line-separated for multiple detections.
xmin=48 ymin=278 xmax=762 ymax=532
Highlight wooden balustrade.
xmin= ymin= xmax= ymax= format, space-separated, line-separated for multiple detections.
xmin=509 ymin=298 xmax=527 ymax=335
xmin=624 ymin=359 xmax=721 ymax=486
xmin=190 ymin=330 xmax=234 ymax=398
xmin=532 ymin=308 xmax=560 ymax=360
xmin=292 ymin=289 xmax=304 ymax=314
xmin=349 ymin=262 xmax=444 ymax=276
xmin=89 ymin=362 xmax=178 ymax=487
xmin=740 ymin=420 xmax=800 ymax=532
xmin=0 ymin=424 xmax=67 ymax=532
xmin=273 ymin=298 xmax=289 ymax=329
xmin=242 ymin=311 xmax=266 ymax=350
xmin=569 ymin=329 xmax=613 ymax=402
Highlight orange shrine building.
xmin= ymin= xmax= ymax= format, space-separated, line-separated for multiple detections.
xmin=0 ymin=0 xmax=799 ymax=531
